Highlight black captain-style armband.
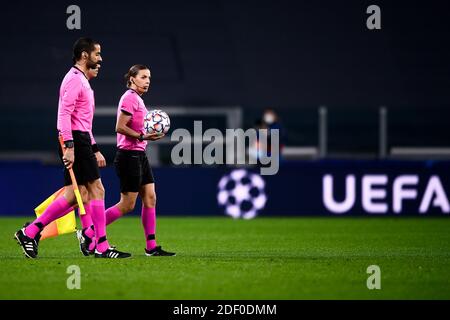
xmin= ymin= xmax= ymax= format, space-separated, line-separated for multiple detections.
xmin=92 ymin=144 xmax=100 ymax=153
xmin=64 ymin=140 xmax=74 ymax=149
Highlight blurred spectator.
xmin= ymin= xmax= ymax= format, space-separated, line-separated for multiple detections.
xmin=262 ymin=108 xmax=286 ymax=152
xmin=249 ymin=108 xmax=286 ymax=162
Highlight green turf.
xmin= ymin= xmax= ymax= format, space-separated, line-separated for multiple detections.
xmin=0 ymin=217 xmax=450 ymax=299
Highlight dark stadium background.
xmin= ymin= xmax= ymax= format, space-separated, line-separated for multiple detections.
xmin=0 ymin=0 xmax=449 ymax=216
xmin=1 ymin=0 xmax=450 ymax=303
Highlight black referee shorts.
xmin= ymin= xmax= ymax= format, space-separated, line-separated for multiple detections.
xmin=58 ymin=131 xmax=100 ymax=186
xmin=114 ymin=149 xmax=155 ymax=193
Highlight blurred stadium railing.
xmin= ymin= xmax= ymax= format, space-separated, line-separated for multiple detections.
xmin=1 ymin=105 xmax=449 ymax=164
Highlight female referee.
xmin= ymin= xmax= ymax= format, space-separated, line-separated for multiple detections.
xmin=104 ymin=64 xmax=175 ymax=256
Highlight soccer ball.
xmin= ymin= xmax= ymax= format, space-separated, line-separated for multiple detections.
xmin=144 ymin=110 xmax=170 ymax=134
xmin=217 ymin=169 xmax=267 ymax=219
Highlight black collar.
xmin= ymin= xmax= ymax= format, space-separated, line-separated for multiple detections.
xmin=73 ymin=66 xmax=89 ymax=80
xmin=129 ymin=88 xmax=142 ymax=96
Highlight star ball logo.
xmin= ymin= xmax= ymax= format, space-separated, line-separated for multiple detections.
xmin=217 ymin=169 xmax=267 ymax=219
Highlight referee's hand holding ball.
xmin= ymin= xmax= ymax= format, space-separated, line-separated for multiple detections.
xmin=144 ymin=132 xmax=165 ymax=141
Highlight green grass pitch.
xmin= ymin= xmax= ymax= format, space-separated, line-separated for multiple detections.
xmin=1 ymin=216 xmax=450 ymax=299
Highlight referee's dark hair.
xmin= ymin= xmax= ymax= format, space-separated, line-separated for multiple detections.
xmin=124 ymin=64 xmax=150 ymax=88
xmin=72 ymin=37 xmax=99 ymax=64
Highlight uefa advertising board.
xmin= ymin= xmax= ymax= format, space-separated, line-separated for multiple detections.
xmin=0 ymin=160 xmax=449 ymax=216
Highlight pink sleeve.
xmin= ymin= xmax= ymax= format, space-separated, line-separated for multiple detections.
xmin=120 ymin=95 xmax=137 ymax=115
xmin=59 ymin=77 xmax=82 ymax=141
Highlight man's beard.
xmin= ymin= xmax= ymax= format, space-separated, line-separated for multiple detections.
xmin=87 ymin=59 xmax=99 ymax=70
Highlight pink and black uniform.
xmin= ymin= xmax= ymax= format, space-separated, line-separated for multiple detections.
xmin=23 ymin=66 xmax=111 ymax=254
xmin=56 ymin=66 xmax=105 ymax=250
xmin=114 ymin=89 xmax=154 ymax=193
xmin=104 ymin=88 xmax=157 ymax=251
xmin=57 ymin=66 xmax=100 ymax=186
xmin=15 ymin=37 xmax=134 ymax=259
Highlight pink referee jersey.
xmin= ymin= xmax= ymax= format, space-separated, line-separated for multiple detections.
xmin=117 ymin=89 xmax=148 ymax=151
xmin=57 ymin=67 xmax=96 ymax=144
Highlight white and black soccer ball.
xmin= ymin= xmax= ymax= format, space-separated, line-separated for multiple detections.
xmin=144 ymin=109 xmax=170 ymax=134
xmin=217 ymin=169 xmax=267 ymax=219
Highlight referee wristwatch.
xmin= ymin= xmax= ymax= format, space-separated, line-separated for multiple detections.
xmin=138 ymin=133 xmax=144 ymax=142
xmin=64 ymin=140 xmax=74 ymax=149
